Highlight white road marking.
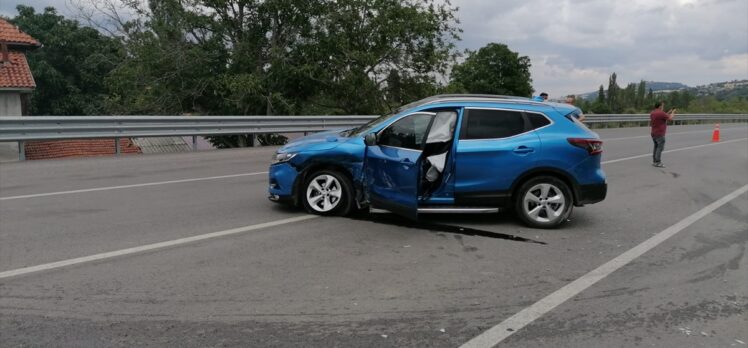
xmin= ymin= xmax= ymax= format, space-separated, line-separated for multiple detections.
xmin=0 ymin=171 xmax=268 ymax=201
xmin=0 ymin=215 xmax=318 ymax=280
xmin=460 ymin=184 xmax=748 ymax=348
xmin=602 ymin=126 xmax=747 ymax=141
xmin=602 ymin=138 xmax=748 ymax=164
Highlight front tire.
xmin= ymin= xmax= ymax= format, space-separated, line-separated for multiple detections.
xmin=515 ymin=176 xmax=573 ymax=228
xmin=302 ymin=170 xmax=354 ymax=216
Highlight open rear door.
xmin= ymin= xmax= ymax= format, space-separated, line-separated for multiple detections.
xmin=364 ymin=112 xmax=435 ymax=220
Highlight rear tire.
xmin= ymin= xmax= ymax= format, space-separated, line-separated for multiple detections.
xmin=515 ymin=176 xmax=573 ymax=229
xmin=301 ymin=170 xmax=354 ymax=216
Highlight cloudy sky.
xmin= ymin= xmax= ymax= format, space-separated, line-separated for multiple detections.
xmin=2 ymin=0 xmax=747 ymax=97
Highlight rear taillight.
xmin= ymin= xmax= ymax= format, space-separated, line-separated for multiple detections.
xmin=568 ymin=138 xmax=603 ymax=155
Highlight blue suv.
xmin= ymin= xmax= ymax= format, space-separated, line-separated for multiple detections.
xmin=268 ymin=94 xmax=606 ymax=228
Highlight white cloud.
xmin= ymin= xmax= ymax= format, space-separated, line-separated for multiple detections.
xmin=453 ymin=0 xmax=748 ymax=96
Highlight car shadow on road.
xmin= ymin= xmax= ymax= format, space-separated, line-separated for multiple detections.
xmin=268 ymin=204 xmax=547 ymax=245
xmin=348 ymin=212 xmax=547 ymax=245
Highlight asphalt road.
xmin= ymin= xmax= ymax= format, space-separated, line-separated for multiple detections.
xmin=1 ymin=124 xmax=747 ymax=347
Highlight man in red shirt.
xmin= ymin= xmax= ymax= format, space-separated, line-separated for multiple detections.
xmin=650 ymin=101 xmax=676 ymax=167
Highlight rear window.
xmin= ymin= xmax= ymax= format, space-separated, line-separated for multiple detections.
xmin=564 ymin=109 xmax=591 ymax=130
xmin=462 ymin=109 xmax=526 ymax=139
xmin=527 ymin=113 xmax=551 ymax=129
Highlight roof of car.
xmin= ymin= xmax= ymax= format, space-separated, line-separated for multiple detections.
xmin=396 ymin=94 xmax=546 ymax=112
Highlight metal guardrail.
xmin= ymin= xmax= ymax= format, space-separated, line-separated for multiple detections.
xmin=0 ymin=115 xmax=377 ymax=142
xmin=1 ymin=114 xmax=746 ymax=160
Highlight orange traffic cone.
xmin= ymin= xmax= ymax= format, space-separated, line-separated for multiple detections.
xmin=711 ymin=123 xmax=720 ymax=142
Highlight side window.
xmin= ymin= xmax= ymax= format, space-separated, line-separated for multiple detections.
xmin=462 ymin=109 xmax=526 ymax=139
xmin=378 ymin=113 xmax=434 ymax=150
xmin=527 ymin=112 xmax=551 ymax=130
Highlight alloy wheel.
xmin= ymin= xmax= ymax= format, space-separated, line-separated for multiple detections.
xmin=305 ymin=174 xmax=343 ymax=212
xmin=522 ymin=183 xmax=567 ymax=224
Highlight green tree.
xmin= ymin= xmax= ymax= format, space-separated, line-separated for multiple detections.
xmin=607 ymin=72 xmax=620 ymax=113
xmin=646 ymin=88 xmax=654 ymax=109
xmin=636 ymin=80 xmax=646 ymax=109
xmin=449 ymin=43 xmax=533 ymax=97
xmin=99 ymin=0 xmax=460 ymax=146
xmin=597 ymin=84 xmax=605 ymax=104
xmin=590 ymin=101 xmax=611 ymax=114
xmin=301 ymin=0 xmax=460 ymax=114
xmin=10 ymin=5 xmax=124 ymax=115
xmin=621 ymin=83 xmax=637 ymax=113
xmin=104 ymin=0 xmax=226 ymax=115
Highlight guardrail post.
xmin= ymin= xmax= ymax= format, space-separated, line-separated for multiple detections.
xmin=18 ymin=140 xmax=25 ymax=161
xmin=249 ymin=134 xmax=256 ymax=147
xmin=114 ymin=137 xmax=120 ymax=157
xmin=192 ymin=135 xmax=197 ymax=151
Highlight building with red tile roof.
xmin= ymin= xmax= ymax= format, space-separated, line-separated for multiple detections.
xmin=1 ymin=18 xmax=41 ymax=116
xmin=0 ymin=17 xmax=41 ymax=160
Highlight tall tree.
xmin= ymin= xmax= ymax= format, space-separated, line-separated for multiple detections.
xmin=646 ymin=88 xmax=654 ymax=108
xmin=102 ymin=0 xmax=459 ymax=117
xmin=607 ymin=72 xmax=620 ymax=113
xmin=104 ymin=0 xmax=227 ymax=115
xmin=622 ymin=82 xmax=637 ymax=113
xmin=449 ymin=43 xmax=533 ymax=97
xmin=636 ymin=80 xmax=646 ymax=109
xmin=10 ymin=5 xmax=124 ymax=115
xmin=303 ymin=0 xmax=460 ymax=114
xmin=597 ymin=85 xmax=605 ymax=104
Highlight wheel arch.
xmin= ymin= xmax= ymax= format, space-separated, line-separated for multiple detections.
xmin=510 ymin=167 xmax=581 ymax=206
xmin=292 ymin=161 xmax=359 ymax=207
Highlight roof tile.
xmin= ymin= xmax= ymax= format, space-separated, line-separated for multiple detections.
xmin=0 ymin=51 xmax=35 ymax=89
xmin=0 ymin=18 xmax=40 ymax=46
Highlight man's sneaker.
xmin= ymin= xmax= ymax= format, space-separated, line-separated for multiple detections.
xmin=653 ymin=162 xmax=665 ymax=168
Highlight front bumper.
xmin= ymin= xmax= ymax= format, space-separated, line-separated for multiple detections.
xmin=577 ymin=183 xmax=607 ymax=205
xmin=268 ymin=193 xmax=295 ymax=204
xmin=268 ymin=162 xmax=299 ymax=204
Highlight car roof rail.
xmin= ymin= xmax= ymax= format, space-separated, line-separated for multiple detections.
xmin=421 ymin=94 xmax=546 ymax=107
xmin=430 ymin=94 xmax=529 ymax=100
xmin=389 ymin=94 xmax=547 ymax=114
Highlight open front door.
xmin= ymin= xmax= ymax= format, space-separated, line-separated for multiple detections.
xmin=364 ymin=112 xmax=435 ymax=220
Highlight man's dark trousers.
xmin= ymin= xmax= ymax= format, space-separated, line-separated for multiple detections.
xmin=652 ymin=136 xmax=665 ymax=164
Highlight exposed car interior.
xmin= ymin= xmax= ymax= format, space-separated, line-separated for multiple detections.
xmin=420 ymin=110 xmax=458 ymax=200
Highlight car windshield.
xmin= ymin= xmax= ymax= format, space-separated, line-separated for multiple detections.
xmin=346 ymin=96 xmax=442 ymax=136
xmin=347 ymin=112 xmax=395 ymax=136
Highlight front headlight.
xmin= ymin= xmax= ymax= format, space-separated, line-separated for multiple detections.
xmin=271 ymin=152 xmax=297 ymax=164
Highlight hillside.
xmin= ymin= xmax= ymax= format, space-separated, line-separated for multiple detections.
xmin=644 ymin=81 xmax=690 ymax=92
xmin=690 ymin=80 xmax=748 ymax=99
xmin=581 ymin=80 xmax=748 ymax=100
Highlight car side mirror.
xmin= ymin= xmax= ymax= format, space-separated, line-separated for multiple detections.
xmin=364 ymin=133 xmax=377 ymax=146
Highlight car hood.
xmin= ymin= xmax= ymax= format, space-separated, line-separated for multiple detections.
xmin=279 ymin=129 xmax=352 ymax=152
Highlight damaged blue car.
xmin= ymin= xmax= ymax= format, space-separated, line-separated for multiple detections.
xmin=268 ymin=94 xmax=606 ymax=228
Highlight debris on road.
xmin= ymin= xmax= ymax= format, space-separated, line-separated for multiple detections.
xmin=381 ymin=334 xmax=388 ymax=339
xmin=736 ymin=339 xmax=745 ymax=345
xmin=439 ymin=328 xmax=446 ymax=333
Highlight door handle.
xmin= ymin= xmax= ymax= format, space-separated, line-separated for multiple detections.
xmin=400 ymin=158 xmax=413 ymax=164
xmin=513 ymin=146 xmax=534 ymax=154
